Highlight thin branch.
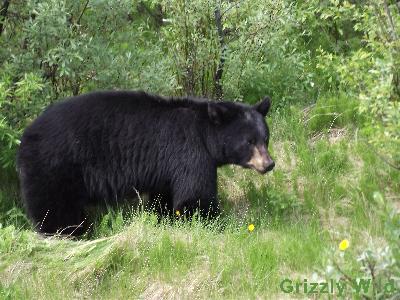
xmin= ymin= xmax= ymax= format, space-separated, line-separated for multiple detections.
xmin=383 ymin=0 xmax=398 ymax=41
xmin=361 ymin=138 xmax=400 ymax=171
xmin=328 ymin=112 xmax=344 ymax=131
xmin=333 ymin=260 xmax=373 ymax=300
xmin=214 ymin=7 xmax=226 ymax=99
xmin=332 ymin=260 xmax=355 ymax=283
xmin=304 ymin=112 xmax=338 ymax=124
xmin=222 ymin=0 xmax=245 ymax=17
xmin=372 ymin=3 xmax=391 ymax=42
xmin=76 ymin=0 xmax=90 ymax=25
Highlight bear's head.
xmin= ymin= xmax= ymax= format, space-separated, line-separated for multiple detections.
xmin=207 ymin=96 xmax=275 ymax=174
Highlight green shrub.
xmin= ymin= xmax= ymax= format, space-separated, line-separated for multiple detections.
xmin=0 ymin=73 xmax=45 ymax=169
xmin=311 ymin=1 xmax=400 ymax=166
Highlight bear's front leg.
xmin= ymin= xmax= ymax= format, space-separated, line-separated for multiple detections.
xmin=148 ymin=191 xmax=173 ymax=218
xmin=171 ymin=167 xmax=220 ymax=219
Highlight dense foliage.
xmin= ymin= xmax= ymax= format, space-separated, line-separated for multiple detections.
xmin=0 ymin=0 xmax=398 ymax=170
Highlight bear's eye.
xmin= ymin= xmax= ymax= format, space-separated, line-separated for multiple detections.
xmin=247 ymin=138 xmax=255 ymax=145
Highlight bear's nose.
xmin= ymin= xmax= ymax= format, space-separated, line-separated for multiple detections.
xmin=265 ymin=160 xmax=275 ymax=172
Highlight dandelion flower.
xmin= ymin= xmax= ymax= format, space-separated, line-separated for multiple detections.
xmin=248 ymin=224 xmax=255 ymax=232
xmin=175 ymin=210 xmax=180 ymax=217
xmin=339 ymin=239 xmax=349 ymax=251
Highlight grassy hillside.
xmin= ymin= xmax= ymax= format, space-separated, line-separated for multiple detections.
xmin=1 ymin=102 xmax=398 ymax=299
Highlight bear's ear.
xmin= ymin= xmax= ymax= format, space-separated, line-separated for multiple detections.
xmin=208 ymin=102 xmax=229 ymax=125
xmin=254 ymin=96 xmax=271 ymax=116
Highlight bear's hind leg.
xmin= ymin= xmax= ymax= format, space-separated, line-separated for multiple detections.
xmin=21 ymin=173 xmax=89 ymax=236
xmin=35 ymin=199 xmax=87 ymax=236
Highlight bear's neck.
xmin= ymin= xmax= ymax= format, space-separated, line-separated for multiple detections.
xmin=202 ymin=124 xmax=228 ymax=167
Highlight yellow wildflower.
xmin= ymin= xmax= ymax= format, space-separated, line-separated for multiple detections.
xmin=175 ymin=210 xmax=180 ymax=217
xmin=339 ymin=239 xmax=349 ymax=251
xmin=248 ymin=224 xmax=255 ymax=232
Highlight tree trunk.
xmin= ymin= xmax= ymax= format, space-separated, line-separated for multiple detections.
xmin=0 ymin=0 xmax=10 ymax=35
xmin=214 ymin=8 xmax=225 ymax=100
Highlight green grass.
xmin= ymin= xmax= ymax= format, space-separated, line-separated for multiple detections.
xmin=306 ymin=93 xmax=364 ymax=133
xmin=0 ymin=216 xmax=328 ymax=299
xmin=0 ymin=99 xmax=399 ymax=299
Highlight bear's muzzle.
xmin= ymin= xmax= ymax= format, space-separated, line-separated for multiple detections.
xmin=247 ymin=145 xmax=275 ymax=174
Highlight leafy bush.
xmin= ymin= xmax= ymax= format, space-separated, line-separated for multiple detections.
xmin=220 ymin=2 xmax=314 ymax=106
xmin=0 ymin=73 xmax=45 ymax=169
xmin=311 ymin=1 xmax=400 ymax=166
xmin=224 ymin=32 xmax=313 ymax=107
xmin=160 ymin=0 xmax=308 ymax=101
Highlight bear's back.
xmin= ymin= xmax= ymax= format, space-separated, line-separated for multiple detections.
xmin=17 ymin=91 xmax=207 ymax=170
xmin=22 ymin=91 xmax=175 ymax=136
xmin=42 ymin=90 xmax=165 ymax=118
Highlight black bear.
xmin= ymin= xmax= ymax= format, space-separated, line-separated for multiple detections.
xmin=17 ymin=91 xmax=274 ymax=235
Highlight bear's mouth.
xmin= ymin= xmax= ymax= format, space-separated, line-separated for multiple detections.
xmin=246 ymin=145 xmax=275 ymax=174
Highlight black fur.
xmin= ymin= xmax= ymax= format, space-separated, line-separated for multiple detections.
xmin=17 ymin=91 xmax=272 ymax=235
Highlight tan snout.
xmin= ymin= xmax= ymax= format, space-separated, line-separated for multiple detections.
xmin=247 ymin=145 xmax=275 ymax=174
